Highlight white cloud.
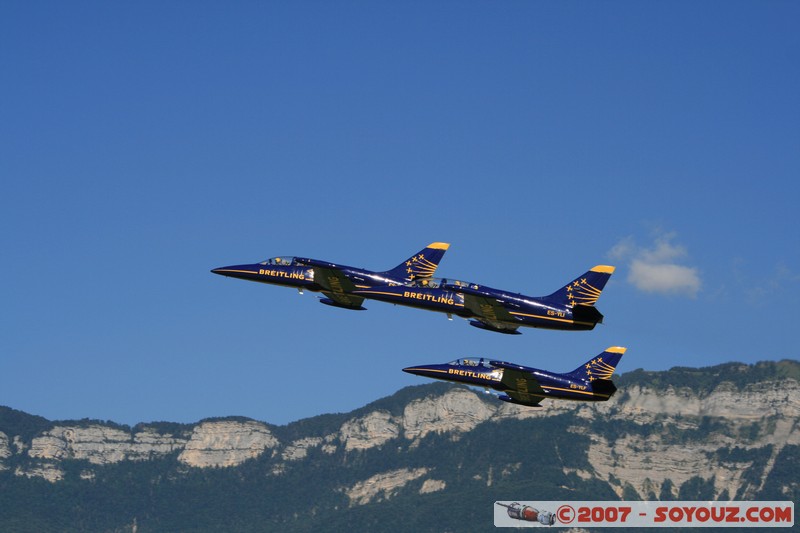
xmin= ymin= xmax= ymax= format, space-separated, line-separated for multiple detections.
xmin=608 ymin=236 xmax=635 ymax=261
xmin=609 ymin=233 xmax=701 ymax=297
xmin=629 ymin=260 xmax=701 ymax=296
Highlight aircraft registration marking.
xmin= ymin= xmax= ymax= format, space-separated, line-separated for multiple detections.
xmin=544 ymin=385 xmax=608 ymax=398
xmin=509 ymin=311 xmax=577 ymax=324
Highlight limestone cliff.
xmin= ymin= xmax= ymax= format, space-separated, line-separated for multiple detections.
xmin=178 ymin=420 xmax=279 ymax=468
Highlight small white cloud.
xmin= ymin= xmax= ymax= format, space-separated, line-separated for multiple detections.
xmin=609 ymin=232 xmax=701 ymax=297
xmin=629 ymin=260 xmax=701 ymax=296
xmin=639 ymin=233 xmax=687 ymax=263
xmin=608 ymin=236 xmax=635 ymax=261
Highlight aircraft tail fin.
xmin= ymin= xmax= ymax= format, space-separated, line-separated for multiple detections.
xmin=545 ymin=265 xmax=615 ymax=307
xmin=566 ymin=346 xmax=626 ymax=382
xmin=383 ymin=242 xmax=450 ymax=282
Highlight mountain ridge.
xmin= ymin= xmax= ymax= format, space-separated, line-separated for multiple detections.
xmin=1 ymin=359 xmax=798 ymax=532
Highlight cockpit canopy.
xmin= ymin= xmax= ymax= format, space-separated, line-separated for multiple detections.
xmin=447 ymin=357 xmax=493 ymax=368
xmin=259 ymin=256 xmax=297 ymax=266
xmin=406 ymin=277 xmax=477 ymax=289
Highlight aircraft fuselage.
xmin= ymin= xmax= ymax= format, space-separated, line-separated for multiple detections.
xmin=211 ymin=261 xmax=402 ymax=292
xmin=353 ymin=284 xmax=595 ymax=331
xmin=212 ymin=262 xmax=319 ymax=289
xmin=211 ymin=243 xmax=451 ymax=310
xmin=403 ymin=361 xmax=614 ymax=404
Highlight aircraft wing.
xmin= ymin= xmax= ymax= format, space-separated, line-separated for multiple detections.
xmin=503 ymin=391 xmax=543 ymax=407
xmin=314 ymin=267 xmax=365 ymax=310
xmin=462 ymin=294 xmax=520 ymax=332
xmin=491 ymin=362 xmax=545 ymax=406
xmin=463 ymin=294 xmax=516 ymax=321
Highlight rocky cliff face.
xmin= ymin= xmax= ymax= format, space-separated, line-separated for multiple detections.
xmin=0 ymin=432 xmax=11 ymax=469
xmin=2 ymin=361 xmax=798 ymax=507
xmin=178 ymin=420 xmax=279 ymax=468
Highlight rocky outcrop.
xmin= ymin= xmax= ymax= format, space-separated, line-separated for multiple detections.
xmin=419 ymin=478 xmax=446 ymax=494
xmin=28 ymin=425 xmax=186 ymax=464
xmin=610 ymin=379 xmax=800 ymax=421
xmin=402 ymin=387 xmax=497 ymax=440
xmin=0 ymin=432 xmax=10 ymax=458
xmin=15 ymin=463 xmax=64 ymax=483
xmin=340 ymin=411 xmax=399 ymax=451
xmin=178 ymin=420 xmax=279 ymax=468
xmin=342 ymin=467 xmax=429 ymax=506
xmin=282 ymin=437 xmax=324 ymax=461
xmin=578 ymin=379 xmax=800 ymax=500
xmin=0 ymin=432 xmax=10 ymax=471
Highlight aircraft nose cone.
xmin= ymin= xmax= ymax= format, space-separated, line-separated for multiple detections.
xmin=402 ymin=365 xmax=429 ymax=376
xmin=211 ymin=266 xmax=237 ymax=276
xmin=210 ymin=264 xmax=258 ymax=279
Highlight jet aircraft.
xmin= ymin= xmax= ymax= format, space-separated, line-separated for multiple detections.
xmin=403 ymin=346 xmax=626 ymax=407
xmin=352 ymin=265 xmax=615 ymax=334
xmin=211 ymin=242 xmax=450 ymax=310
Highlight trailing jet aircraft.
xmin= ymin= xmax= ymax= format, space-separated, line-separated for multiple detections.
xmin=352 ymin=265 xmax=615 ymax=334
xmin=211 ymin=242 xmax=450 ymax=310
xmin=403 ymin=346 xmax=626 ymax=407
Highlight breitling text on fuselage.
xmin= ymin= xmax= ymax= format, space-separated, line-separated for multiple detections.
xmin=403 ymin=291 xmax=455 ymax=305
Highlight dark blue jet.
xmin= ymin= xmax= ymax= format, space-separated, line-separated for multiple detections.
xmin=403 ymin=346 xmax=626 ymax=407
xmin=211 ymin=242 xmax=450 ymax=310
xmin=352 ymin=265 xmax=615 ymax=334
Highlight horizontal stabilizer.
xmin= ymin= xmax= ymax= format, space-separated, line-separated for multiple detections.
xmin=572 ymin=304 xmax=605 ymax=325
xmin=590 ymin=378 xmax=617 ymax=397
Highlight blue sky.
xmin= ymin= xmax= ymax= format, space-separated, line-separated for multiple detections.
xmin=2 ymin=2 xmax=798 ymax=426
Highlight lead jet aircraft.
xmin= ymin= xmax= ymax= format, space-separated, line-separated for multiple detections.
xmin=211 ymin=242 xmax=450 ymax=310
xmin=403 ymin=346 xmax=626 ymax=407
xmin=352 ymin=265 xmax=615 ymax=334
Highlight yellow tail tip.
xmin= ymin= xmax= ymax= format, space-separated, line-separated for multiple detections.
xmin=427 ymin=242 xmax=450 ymax=250
xmin=591 ymin=265 xmax=616 ymax=274
xmin=605 ymin=346 xmax=627 ymax=354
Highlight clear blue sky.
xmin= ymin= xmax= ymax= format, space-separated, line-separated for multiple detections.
xmin=2 ymin=2 xmax=798 ymax=426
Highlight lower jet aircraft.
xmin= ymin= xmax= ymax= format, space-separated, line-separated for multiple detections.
xmin=403 ymin=346 xmax=626 ymax=407
xmin=211 ymin=242 xmax=450 ymax=310
xmin=352 ymin=265 xmax=615 ymax=334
